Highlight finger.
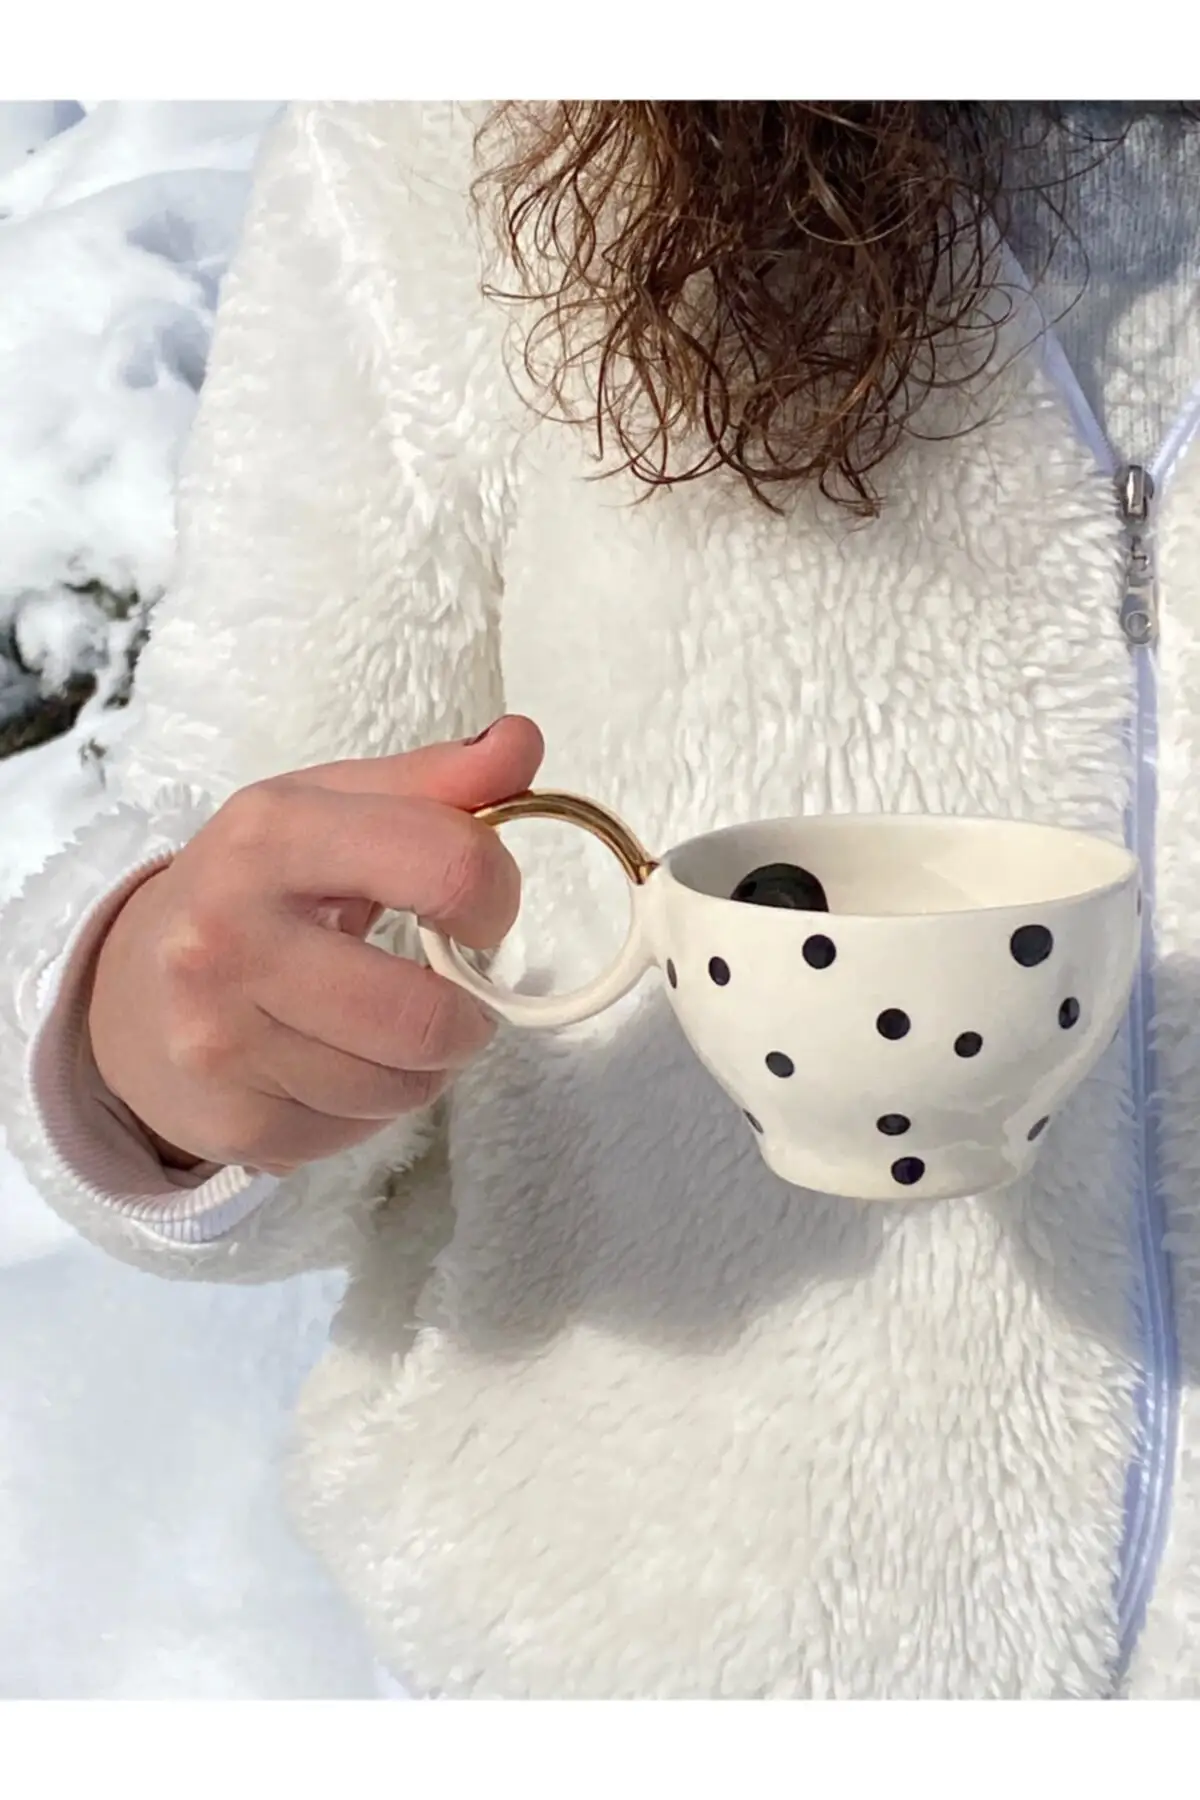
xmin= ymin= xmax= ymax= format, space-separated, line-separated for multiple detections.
xmin=223 ymin=789 xmax=522 ymax=947
xmin=235 ymin=1095 xmax=404 ymax=1176
xmin=257 ymin=1015 xmax=450 ymax=1121
xmin=151 ymin=1080 xmax=387 ymax=1175
xmin=296 ymin=715 xmax=545 ymax=809
xmin=254 ymin=925 xmax=496 ymax=1070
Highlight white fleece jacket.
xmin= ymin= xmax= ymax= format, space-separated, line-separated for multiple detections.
xmin=4 ymin=101 xmax=1200 ymax=1699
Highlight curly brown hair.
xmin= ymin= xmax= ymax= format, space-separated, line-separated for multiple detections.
xmin=475 ymin=102 xmax=1131 ymax=515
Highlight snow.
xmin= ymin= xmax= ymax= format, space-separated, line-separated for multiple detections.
xmin=0 ymin=103 xmax=377 ymax=1699
xmin=13 ymin=586 xmax=112 ymax=694
xmin=0 ymin=102 xmax=282 ymax=729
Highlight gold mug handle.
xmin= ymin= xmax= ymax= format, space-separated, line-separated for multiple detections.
xmin=418 ymin=790 xmax=659 ymax=1028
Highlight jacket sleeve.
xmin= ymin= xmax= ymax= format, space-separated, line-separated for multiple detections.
xmin=0 ymin=102 xmax=511 ymax=1284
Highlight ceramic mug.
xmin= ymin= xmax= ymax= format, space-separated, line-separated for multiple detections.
xmin=419 ymin=793 xmax=1141 ymax=1202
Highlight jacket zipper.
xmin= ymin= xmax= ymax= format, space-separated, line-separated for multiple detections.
xmin=1112 ymin=457 xmax=1181 ymax=1684
xmin=1036 ymin=276 xmax=1188 ymax=1687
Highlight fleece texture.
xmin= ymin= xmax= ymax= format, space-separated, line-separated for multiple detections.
xmin=3 ymin=101 xmax=1199 ymax=1698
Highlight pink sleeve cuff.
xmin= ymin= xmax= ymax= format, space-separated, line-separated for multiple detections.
xmin=24 ymin=854 xmax=279 ymax=1245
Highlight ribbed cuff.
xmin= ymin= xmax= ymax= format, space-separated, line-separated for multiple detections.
xmin=25 ymin=851 xmax=279 ymax=1245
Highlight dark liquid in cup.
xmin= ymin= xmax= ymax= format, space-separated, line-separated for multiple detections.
xmin=731 ymin=864 xmax=829 ymax=912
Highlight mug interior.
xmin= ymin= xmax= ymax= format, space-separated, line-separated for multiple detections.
xmin=666 ymin=814 xmax=1136 ymax=917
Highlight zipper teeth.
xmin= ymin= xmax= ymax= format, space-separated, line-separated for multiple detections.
xmin=1036 ymin=309 xmax=1192 ymax=1687
xmin=1150 ymin=371 xmax=1200 ymax=487
xmin=1113 ymin=424 xmax=1197 ymax=1672
xmin=1114 ymin=638 xmax=1176 ymax=1671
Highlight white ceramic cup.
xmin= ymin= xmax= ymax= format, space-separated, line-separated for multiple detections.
xmin=419 ymin=793 xmax=1141 ymax=1202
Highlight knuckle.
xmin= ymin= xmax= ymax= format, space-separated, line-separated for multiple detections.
xmin=437 ymin=827 xmax=494 ymax=921
xmin=156 ymin=903 xmax=240 ymax=986
xmin=410 ymin=989 xmax=457 ymax=1068
xmin=394 ymin=976 xmax=461 ymax=1069
xmin=164 ymin=1012 xmax=238 ymax=1082
xmin=217 ymin=781 xmax=290 ymax=857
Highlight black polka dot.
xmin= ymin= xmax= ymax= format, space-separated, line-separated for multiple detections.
xmin=708 ymin=956 xmax=731 ymax=987
xmin=744 ymin=1111 xmax=763 ymax=1133
xmin=954 ymin=1031 xmax=983 ymax=1058
xmin=876 ymin=1008 xmax=911 ymax=1041
xmin=802 ymin=933 xmax=837 ymax=970
xmin=1059 ymin=996 xmax=1081 ymax=1029
xmin=765 ymin=1051 xmax=795 ymax=1079
xmin=666 ymin=959 xmax=677 ymax=989
xmin=1010 ymin=924 xmax=1054 ymax=967
xmin=891 ymin=1156 xmax=926 ymax=1186
xmin=1027 ymin=1116 xmax=1050 ymax=1141
xmin=877 ymin=1113 xmax=911 ymax=1137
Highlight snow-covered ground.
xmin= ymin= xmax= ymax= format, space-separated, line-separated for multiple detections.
xmin=0 ymin=103 xmax=377 ymax=1699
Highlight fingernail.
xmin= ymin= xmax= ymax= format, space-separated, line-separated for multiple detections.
xmin=463 ymin=717 xmax=503 ymax=746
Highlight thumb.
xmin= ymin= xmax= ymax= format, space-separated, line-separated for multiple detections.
xmin=304 ymin=715 xmax=546 ymax=810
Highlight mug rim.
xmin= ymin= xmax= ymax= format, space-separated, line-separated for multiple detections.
xmin=659 ymin=811 xmax=1138 ymax=919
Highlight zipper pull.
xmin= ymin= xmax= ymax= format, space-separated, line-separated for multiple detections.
xmin=1118 ymin=463 xmax=1158 ymax=648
